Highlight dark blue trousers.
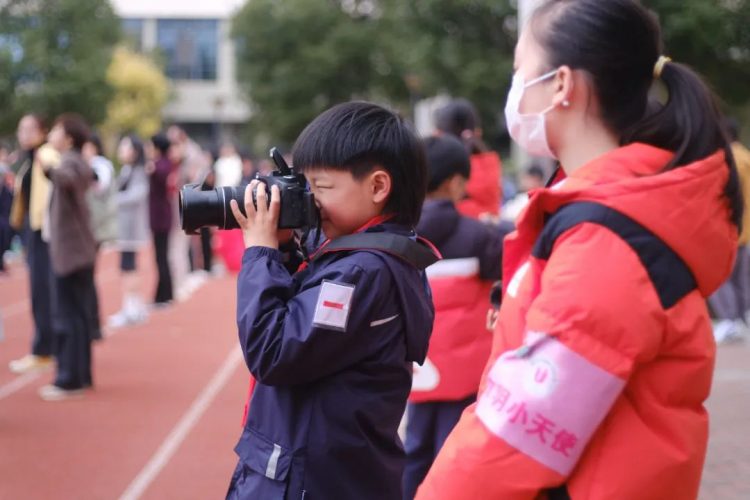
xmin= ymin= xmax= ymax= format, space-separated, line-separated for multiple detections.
xmin=402 ymin=395 xmax=475 ymax=500
xmin=53 ymin=267 xmax=94 ymax=390
xmin=23 ymin=225 xmax=55 ymax=356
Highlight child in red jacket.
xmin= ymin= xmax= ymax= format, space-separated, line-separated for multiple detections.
xmin=403 ymin=135 xmax=510 ymax=499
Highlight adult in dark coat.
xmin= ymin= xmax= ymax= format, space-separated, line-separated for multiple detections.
xmin=148 ymin=133 xmax=175 ymax=305
xmin=38 ymin=114 xmax=97 ymax=401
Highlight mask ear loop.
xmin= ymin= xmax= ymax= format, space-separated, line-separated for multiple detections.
xmin=522 ymin=68 xmax=559 ymax=89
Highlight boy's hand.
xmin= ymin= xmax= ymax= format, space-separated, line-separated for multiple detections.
xmin=230 ymin=180 xmax=282 ymax=249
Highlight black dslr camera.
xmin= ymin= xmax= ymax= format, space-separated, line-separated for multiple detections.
xmin=179 ymin=148 xmax=318 ymax=234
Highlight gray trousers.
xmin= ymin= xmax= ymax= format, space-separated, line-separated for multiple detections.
xmin=708 ymin=245 xmax=750 ymax=321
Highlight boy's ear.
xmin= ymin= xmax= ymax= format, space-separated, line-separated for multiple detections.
xmin=369 ymin=169 xmax=392 ymax=205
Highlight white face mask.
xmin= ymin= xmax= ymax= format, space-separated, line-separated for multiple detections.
xmin=504 ymin=69 xmax=558 ymax=159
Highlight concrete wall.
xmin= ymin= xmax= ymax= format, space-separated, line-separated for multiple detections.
xmin=113 ymin=0 xmax=251 ymax=126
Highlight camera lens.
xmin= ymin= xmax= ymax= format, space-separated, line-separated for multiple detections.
xmin=179 ymin=184 xmax=246 ymax=232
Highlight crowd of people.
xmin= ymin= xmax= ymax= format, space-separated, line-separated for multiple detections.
xmin=0 ymin=113 xmax=269 ymax=400
xmin=1 ymin=0 xmax=750 ymax=497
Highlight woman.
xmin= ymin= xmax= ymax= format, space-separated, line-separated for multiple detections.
xmin=7 ymin=114 xmax=56 ymax=374
xmin=417 ymin=1 xmax=740 ymax=499
xmin=108 ymin=135 xmax=150 ymax=328
xmin=38 ymin=114 xmax=97 ymax=401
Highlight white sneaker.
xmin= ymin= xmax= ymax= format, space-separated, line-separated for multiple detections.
xmin=38 ymin=384 xmax=85 ymax=401
xmin=107 ymin=309 xmax=147 ymax=329
xmin=713 ymin=319 xmax=746 ymax=344
xmin=9 ymin=354 xmax=54 ymax=374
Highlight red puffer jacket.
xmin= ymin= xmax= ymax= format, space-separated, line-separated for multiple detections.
xmin=417 ymin=144 xmax=737 ymax=500
xmin=458 ymin=151 xmax=502 ymax=218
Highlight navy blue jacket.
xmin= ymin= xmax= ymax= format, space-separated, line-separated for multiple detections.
xmin=228 ymin=224 xmax=434 ymax=500
xmin=417 ymin=199 xmax=510 ymax=279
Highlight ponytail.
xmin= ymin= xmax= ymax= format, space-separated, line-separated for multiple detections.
xmin=622 ymin=62 xmax=742 ymax=228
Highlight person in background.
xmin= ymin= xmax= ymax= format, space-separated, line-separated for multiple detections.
xmin=404 ymin=135 xmax=509 ymax=499
xmin=501 ymin=162 xmax=547 ymax=222
xmin=39 ymin=113 xmax=97 ymax=401
xmin=196 ymin=146 xmax=216 ymax=274
xmin=82 ymin=133 xmax=118 ymax=341
xmin=709 ymin=117 xmax=750 ymax=343
xmin=214 ymin=142 xmax=243 ymax=188
xmin=7 ymin=114 xmax=57 ymax=374
xmin=239 ymin=147 xmax=258 ymax=185
xmin=0 ymin=163 xmax=13 ymax=275
xmin=148 ymin=133 xmax=175 ymax=306
xmin=435 ymin=98 xmax=503 ymax=218
xmin=108 ymin=135 xmax=151 ymax=328
xmin=166 ymin=125 xmax=206 ymax=300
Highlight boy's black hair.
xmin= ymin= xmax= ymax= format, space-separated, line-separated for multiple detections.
xmin=423 ymin=135 xmax=471 ymax=193
xmin=151 ymin=132 xmax=171 ymax=156
xmin=292 ymin=101 xmax=427 ymax=226
xmin=54 ymin=113 xmax=90 ymax=151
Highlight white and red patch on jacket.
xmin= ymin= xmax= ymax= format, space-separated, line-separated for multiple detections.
xmin=313 ymin=280 xmax=355 ymax=331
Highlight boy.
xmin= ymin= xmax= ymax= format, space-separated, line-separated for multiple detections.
xmin=403 ymin=135 xmax=508 ymax=499
xmin=226 ymin=101 xmax=438 ymax=499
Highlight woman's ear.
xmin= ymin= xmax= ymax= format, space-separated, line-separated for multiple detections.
xmin=370 ymin=169 xmax=392 ymax=205
xmin=553 ymin=65 xmax=575 ymax=108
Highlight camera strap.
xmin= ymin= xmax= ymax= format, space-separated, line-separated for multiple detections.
xmin=311 ymin=232 xmax=441 ymax=271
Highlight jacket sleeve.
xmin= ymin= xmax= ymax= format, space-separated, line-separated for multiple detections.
xmin=236 ymin=246 xmax=395 ymax=386
xmin=416 ymin=223 xmax=664 ymax=499
xmin=47 ymin=157 xmax=90 ymax=191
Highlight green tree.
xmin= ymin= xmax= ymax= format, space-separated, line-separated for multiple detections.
xmin=232 ymin=0 xmax=411 ymax=149
xmin=0 ymin=0 xmax=121 ymax=135
xmin=232 ymin=0 xmax=750 ymax=149
xmin=232 ymin=0 xmax=517 ymax=149
xmin=103 ymin=46 xmax=169 ymax=138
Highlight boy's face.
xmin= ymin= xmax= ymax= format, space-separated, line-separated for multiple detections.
xmin=305 ymin=167 xmax=391 ymax=240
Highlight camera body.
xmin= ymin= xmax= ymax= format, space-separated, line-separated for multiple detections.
xmin=252 ymin=169 xmax=318 ymax=230
xmin=179 ymin=147 xmax=318 ymax=234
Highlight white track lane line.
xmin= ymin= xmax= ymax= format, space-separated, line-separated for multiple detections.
xmin=118 ymin=347 xmax=243 ymax=500
xmin=0 ymin=372 xmax=41 ymax=401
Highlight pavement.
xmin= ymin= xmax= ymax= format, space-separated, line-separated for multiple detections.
xmin=0 ymin=246 xmax=749 ymax=499
xmin=700 ymin=340 xmax=750 ymax=499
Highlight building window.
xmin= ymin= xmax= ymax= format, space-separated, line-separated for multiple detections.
xmin=122 ymin=18 xmax=144 ymax=52
xmin=157 ymin=19 xmax=218 ymax=81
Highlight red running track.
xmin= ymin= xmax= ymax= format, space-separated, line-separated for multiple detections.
xmin=0 ymin=248 xmax=249 ymax=499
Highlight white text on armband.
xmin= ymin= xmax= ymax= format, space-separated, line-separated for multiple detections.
xmin=475 ymin=332 xmax=625 ymax=475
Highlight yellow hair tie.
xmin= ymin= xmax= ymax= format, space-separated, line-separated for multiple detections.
xmin=653 ymin=55 xmax=672 ymax=79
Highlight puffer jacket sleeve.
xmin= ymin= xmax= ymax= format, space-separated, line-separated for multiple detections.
xmin=417 ymin=223 xmax=664 ymax=499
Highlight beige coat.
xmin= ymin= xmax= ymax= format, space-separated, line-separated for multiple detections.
xmin=9 ymin=144 xmax=58 ymax=231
